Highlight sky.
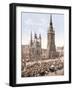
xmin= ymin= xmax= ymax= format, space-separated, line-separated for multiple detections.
xmin=21 ymin=12 xmax=64 ymax=49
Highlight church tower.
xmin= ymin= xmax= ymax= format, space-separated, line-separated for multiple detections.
xmin=30 ymin=32 xmax=41 ymax=61
xmin=47 ymin=15 xmax=56 ymax=59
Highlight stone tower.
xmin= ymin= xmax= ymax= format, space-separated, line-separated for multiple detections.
xmin=47 ymin=15 xmax=56 ymax=59
xmin=30 ymin=32 xmax=41 ymax=61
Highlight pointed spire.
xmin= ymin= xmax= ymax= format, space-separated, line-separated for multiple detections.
xmin=50 ymin=14 xmax=52 ymax=25
xmin=49 ymin=14 xmax=53 ymax=31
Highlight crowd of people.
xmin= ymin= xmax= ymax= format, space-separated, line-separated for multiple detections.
xmin=21 ymin=59 xmax=64 ymax=77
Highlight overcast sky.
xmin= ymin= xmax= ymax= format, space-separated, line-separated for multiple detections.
xmin=21 ymin=12 xmax=64 ymax=49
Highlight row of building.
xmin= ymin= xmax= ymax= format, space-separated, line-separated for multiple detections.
xmin=21 ymin=45 xmax=64 ymax=62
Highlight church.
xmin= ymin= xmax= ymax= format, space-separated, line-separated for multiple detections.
xmin=29 ymin=15 xmax=58 ymax=61
xmin=30 ymin=32 xmax=42 ymax=61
